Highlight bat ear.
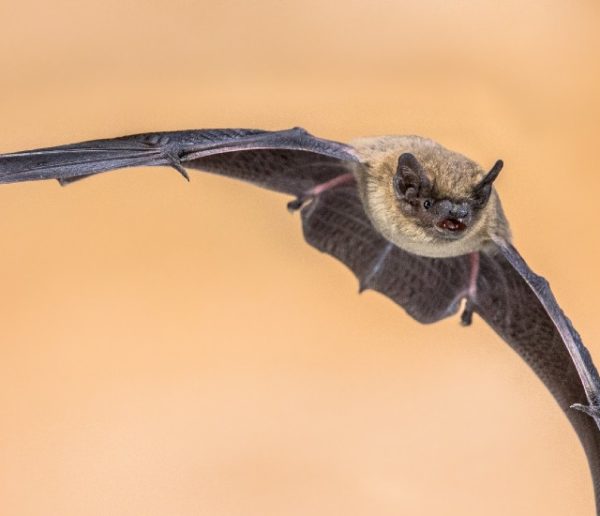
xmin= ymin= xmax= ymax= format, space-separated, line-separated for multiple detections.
xmin=481 ymin=159 xmax=503 ymax=187
xmin=394 ymin=153 xmax=431 ymax=201
xmin=473 ymin=159 xmax=503 ymax=207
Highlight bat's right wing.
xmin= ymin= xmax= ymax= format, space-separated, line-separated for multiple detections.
xmin=0 ymin=127 xmax=358 ymax=195
xmin=0 ymin=126 xmax=470 ymax=322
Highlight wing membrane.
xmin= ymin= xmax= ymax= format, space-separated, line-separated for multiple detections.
xmin=475 ymin=242 xmax=600 ymax=506
xmin=301 ymin=186 xmax=470 ymax=324
xmin=0 ymin=127 xmax=358 ymax=194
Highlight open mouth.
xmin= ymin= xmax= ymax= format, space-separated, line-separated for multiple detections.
xmin=437 ymin=218 xmax=467 ymax=232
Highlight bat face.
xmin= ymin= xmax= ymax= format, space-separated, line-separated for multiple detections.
xmin=394 ymin=171 xmax=474 ymax=239
xmin=393 ymin=153 xmax=503 ymax=238
xmin=354 ymin=136 xmax=507 ymax=258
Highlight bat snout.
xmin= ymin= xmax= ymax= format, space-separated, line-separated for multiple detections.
xmin=449 ymin=205 xmax=469 ymax=219
xmin=432 ymin=201 xmax=470 ymax=235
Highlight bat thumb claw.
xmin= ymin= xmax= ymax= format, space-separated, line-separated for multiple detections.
xmin=168 ymin=155 xmax=190 ymax=181
xmin=571 ymin=403 xmax=600 ymax=418
xmin=287 ymin=196 xmax=309 ymax=213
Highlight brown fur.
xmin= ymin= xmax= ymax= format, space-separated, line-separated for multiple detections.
xmin=350 ymin=135 xmax=511 ymax=258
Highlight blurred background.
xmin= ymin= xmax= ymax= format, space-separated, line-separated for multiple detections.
xmin=0 ymin=1 xmax=599 ymax=514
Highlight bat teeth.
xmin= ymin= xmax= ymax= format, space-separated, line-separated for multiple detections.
xmin=438 ymin=218 xmax=467 ymax=232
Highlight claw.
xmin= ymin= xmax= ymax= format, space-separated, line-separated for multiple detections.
xmin=461 ymin=301 xmax=474 ymax=326
xmin=459 ymin=252 xmax=480 ymax=327
xmin=168 ymin=155 xmax=190 ymax=181
xmin=571 ymin=403 xmax=600 ymax=418
xmin=287 ymin=196 xmax=309 ymax=213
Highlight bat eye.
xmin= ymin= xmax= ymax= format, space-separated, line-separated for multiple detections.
xmin=423 ymin=199 xmax=433 ymax=210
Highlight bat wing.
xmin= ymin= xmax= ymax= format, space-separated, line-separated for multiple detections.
xmin=474 ymin=240 xmax=600 ymax=507
xmin=0 ymin=126 xmax=465 ymax=323
xmin=300 ymin=187 xmax=600 ymax=508
xmin=0 ymin=127 xmax=358 ymax=193
xmin=301 ymin=186 xmax=472 ymax=323
xmin=0 ymin=125 xmax=471 ymax=322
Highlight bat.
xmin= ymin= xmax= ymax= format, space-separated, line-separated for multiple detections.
xmin=1 ymin=127 xmax=599 ymax=512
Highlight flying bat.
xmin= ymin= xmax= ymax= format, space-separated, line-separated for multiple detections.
xmin=1 ymin=127 xmax=599 ymax=511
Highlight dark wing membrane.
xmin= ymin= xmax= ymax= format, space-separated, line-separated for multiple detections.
xmin=475 ymin=242 xmax=600 ymax=507
xmin=300 ymin=185 xmax=471 ymax=324
xmin=0 ymin=127 xmax=358 ymax=194
xmin=301 ymin=188 xmax=600 ymax=507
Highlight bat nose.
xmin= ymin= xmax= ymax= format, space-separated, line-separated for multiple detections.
xmin=449 ymin=204 xmax=469 ymax=219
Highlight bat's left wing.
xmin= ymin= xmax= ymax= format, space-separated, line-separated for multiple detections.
xmin=300 ymin=186 xmax=600 ymax=511
xmin=474 ymin=241 xmax=600 ymax=509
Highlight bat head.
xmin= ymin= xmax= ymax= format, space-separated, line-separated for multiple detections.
xmin=393 ymin=153 xmax=503 ymax=240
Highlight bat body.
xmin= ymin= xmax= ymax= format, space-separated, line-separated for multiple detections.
xmin=1 ymin=127 xmax=599 ymax=512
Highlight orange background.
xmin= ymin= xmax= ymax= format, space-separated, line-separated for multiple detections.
xmin=1 ymin=1 xmax=599 ymax=515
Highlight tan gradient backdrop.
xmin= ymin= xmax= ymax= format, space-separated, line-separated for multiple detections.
xmin=0 ymin=1 xmax=599 ymax=515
